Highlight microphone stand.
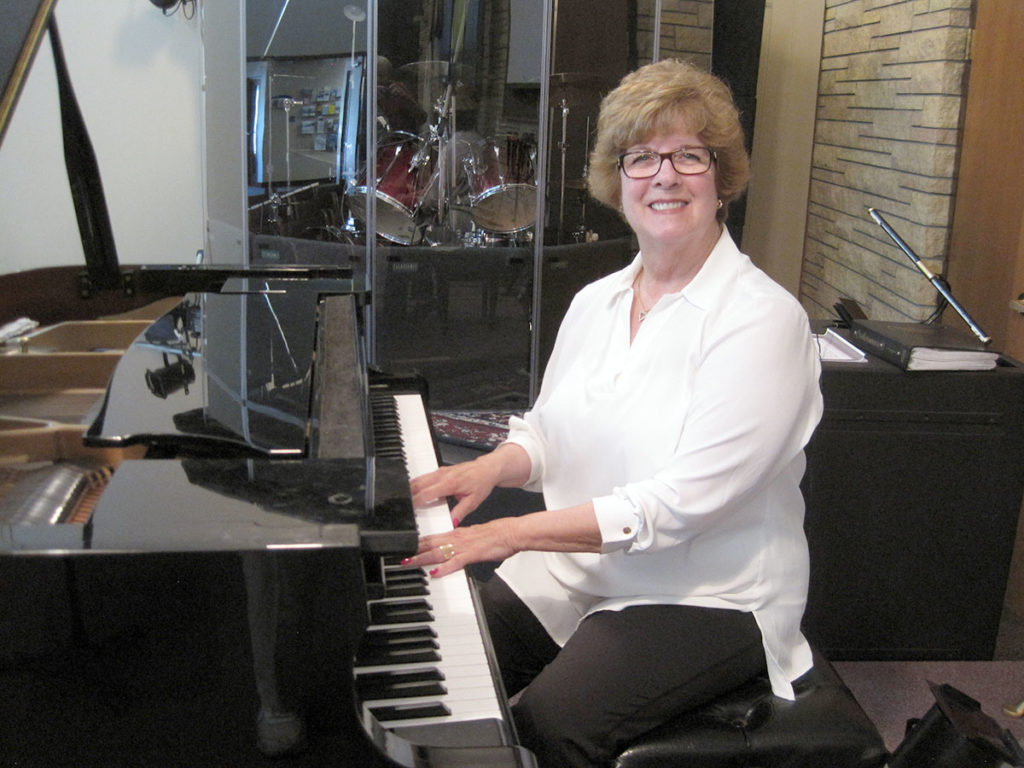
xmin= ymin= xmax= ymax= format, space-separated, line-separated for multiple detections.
xmin=867 ymin=208 xmax=991 ymax=344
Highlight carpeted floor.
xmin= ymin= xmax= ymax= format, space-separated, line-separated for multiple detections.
xmin=830 ymin=605 xmax=1024 ymax=759
xmin=835 ymin=658 xmax=1024 ymax=754
xmin=431 ymin=409 xmax=518 ymax=451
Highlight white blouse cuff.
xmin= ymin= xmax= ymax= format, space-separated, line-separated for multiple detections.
xmin=593 ymin=494 xmax=643 ymax=553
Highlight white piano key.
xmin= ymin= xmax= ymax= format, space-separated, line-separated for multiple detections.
xmin=356 ymin=393 xmax=505 ymax=730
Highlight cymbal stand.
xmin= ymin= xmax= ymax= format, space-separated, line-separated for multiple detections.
xmin=573 ymin=115 xmax=591 ymax=242
xmin=557 ymin=96 xmax=570 ymax=243
xmin=248 ymin=180 xmax=320 ymax=228
xmin=416 ymin=75 xmax=459 ymax=242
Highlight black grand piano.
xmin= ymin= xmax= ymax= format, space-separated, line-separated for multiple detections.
xmin=0 ymin=5 xmax=535 ymax=766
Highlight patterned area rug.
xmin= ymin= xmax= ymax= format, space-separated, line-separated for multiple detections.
xmin=430 ymin=410 xmax=521 ymax=451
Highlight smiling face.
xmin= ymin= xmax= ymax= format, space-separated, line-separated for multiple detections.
xmin=619 ymin=127 xmax=722 ymax=261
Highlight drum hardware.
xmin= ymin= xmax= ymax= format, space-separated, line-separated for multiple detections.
xmin=547 ymin=74 xmax=612 ymax=243
xmin=273 ymin=95 xmax=297 ymax=192
xmin=249 ymin=181 xmax=321 ymax=227
xmin=552 ymin=96 xmax=590 ymax=243
xmin=342 ymin=210 xmax=361 ymax=237
xmin=396 ymin=61 xmax=474 ymax=114
xmin=576 ymin=116 xmax=592 ymax=242
xmin=552 ymin=101 xmax=599 ymax=244
xmin=343 ymin=5 xmax=365 ymax=63
xmin=459 ymin=225 xmax=533 ymax=249
xmin=556 ymin=97 xmax=569 ymax=240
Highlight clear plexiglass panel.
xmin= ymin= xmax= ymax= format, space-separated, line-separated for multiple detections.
xmin=369 ymin=0 xmax=544 ymax=410
xmin=237 ymin=1 xmax=715 ymax=409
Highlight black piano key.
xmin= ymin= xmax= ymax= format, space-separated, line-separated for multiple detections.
xmin=369 ymin=599 xmax=434 ymax=625
xmin=383 ymin=570 xmax=429 ymax=597
xmin=357 ymin=642 xmax=440 ymax=666
xmin=360 ymin=625 xmax=437 ymax=647
xmin=358 ymin=646 xmax=442 ymax=666
xmin=355 ymin=668 xmax=447 ymax=701
xmin=385 ymin=582 xmax=430 ymax=598
xmin=356 ymin=627 xmax=440 ymax=666
xmin=384 ymin=570 xmax=426 ymax=585
xmin=369 ymin=702 xmax=452 ymax=722
xmin=370 ymin=392 xmax=406 ymax=459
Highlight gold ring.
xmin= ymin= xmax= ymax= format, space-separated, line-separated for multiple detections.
xmin=439 ymin=543 xmax=455 ymax=561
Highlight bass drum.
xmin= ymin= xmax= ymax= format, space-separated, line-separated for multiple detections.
xmin=457 ymin=134 xmax=537 ymax=233
xmin=349 ymin=133 xmax=435 ymax=244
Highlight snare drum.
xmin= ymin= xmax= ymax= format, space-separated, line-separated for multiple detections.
xmin=349 ymin=133 xmax=434 ymax=244
xmin=461 ymin=134 xmax=537 ymax=233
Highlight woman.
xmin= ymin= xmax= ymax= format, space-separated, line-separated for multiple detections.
xmin=406 ymin=59 xmax=823 ymax=767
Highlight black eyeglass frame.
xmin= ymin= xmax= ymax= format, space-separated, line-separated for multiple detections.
xmin=617 ymin=146 xmax=718 ymax=179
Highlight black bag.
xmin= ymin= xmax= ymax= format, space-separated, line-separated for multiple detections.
xmin=889 ymin=681 xmax=1024 ymax=768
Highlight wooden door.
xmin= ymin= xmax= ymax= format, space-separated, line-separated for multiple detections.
xmin=945 ymin=0 xmax=1024 ymax=360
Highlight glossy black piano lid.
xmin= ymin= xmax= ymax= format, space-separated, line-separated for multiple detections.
xmin=86 ymin=279 xmax=355 ymax=456
xmin=0 ymin=457 xmax=415 ymax=554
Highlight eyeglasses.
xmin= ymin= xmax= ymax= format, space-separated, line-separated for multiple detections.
xmin=617 ymin=146 xmax=717 ymax=179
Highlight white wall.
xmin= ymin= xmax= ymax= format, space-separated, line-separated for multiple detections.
xmin=0 ymin=0 xmax=206 ymax=275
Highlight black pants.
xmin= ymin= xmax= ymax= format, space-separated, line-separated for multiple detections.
xmin=480 ymin=575 xmax=767 ymax=768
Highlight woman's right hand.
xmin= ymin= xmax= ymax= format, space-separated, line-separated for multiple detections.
xmin=410 ymin=443 xmax=531 ymax=526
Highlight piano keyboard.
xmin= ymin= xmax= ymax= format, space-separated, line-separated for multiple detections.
xmin=354 ymin=393 xmax=507 ymax=733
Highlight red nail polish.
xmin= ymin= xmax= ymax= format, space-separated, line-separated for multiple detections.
xmin=452 ymin=518 xmax=460 ymax=528
xmin=429 ymin=568 xmax=439 ymax=577
xmin=400 ymin=557 xmax=411 ymax=565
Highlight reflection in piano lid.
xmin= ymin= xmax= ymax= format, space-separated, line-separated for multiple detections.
xmin=0 ymin=457 xmax=419 ymax=554
xmin=85 ymin=280 xmax=357 ymax=457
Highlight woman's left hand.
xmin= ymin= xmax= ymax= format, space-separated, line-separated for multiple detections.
xmin=404 ymin=518 xmax=519 ymax=578
xmin=406 ymin=504 xmax=603 ymax=578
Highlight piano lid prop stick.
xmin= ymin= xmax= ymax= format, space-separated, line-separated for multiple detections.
xmin=867 ymin=207 xmax=991 ymax=344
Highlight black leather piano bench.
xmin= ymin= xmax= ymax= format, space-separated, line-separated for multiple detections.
xmin=612 ymin=649 xmax=889 ymax=768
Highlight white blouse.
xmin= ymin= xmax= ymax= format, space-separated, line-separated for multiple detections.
xmin=497 ymin=228 xmax=824 ymax=699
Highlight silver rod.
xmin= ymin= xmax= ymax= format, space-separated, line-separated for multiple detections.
xmin=529 ymin=0 xmax=555 ymax=404
xmin=653 ymin=0 xmax=663 ymax=62
xmin=365 ymin=0 xmax=378 ymax=364
xmin=868 ymin=207 xmax=991 ymax=344
xmin=261 ymin=0 xmax=292 ymax=59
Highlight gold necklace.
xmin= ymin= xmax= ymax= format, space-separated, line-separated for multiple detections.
xmin=633 ymin=271 xmax=650 ymax=323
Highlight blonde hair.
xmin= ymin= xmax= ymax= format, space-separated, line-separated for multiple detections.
xmin=587 ymin=59 xmax=750 ymax=222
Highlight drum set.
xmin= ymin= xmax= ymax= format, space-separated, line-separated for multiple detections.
xmin=345 ymin=62 xmax=538 ymax=247
xmin=248 ymin=62 xmax=609 ymax=248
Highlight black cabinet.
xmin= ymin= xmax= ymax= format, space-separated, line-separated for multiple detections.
xmin=801 ymin=353 xmax=1024 ymax=660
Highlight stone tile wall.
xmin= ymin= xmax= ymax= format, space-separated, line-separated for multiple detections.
xmin=638 ymin=0 xmax=714 ymax=69
xmin=800 ymin=0 xmax=974 ymax=321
